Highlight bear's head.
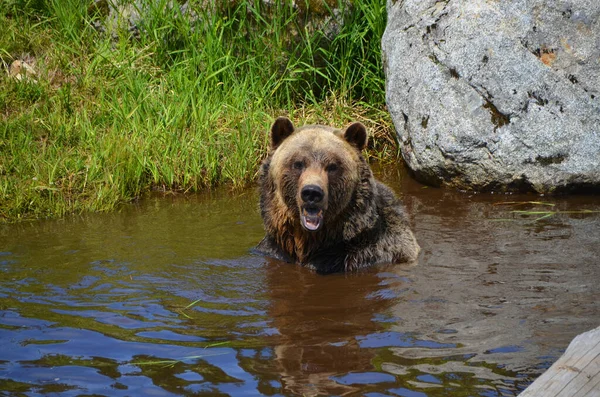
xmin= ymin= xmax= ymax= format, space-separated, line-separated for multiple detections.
xmin=266 ymin=117 xmax=368 ymax=233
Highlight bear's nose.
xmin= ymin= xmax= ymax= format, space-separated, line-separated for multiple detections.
xmin=301 ymin=184 xmax=324 ymax=204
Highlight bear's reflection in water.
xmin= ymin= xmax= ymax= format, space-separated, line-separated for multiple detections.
xmin=263 ymin=258 xmax=410 ymax=396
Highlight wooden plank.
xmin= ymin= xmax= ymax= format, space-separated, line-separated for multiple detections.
xmin=519 ymin=326 xmax=600 ymax=397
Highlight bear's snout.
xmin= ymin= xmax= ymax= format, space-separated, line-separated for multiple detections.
xmin=299 ymin=184 xmax=326 ymax=232
xmin=300 ymin=184 xmax=324 ymax=204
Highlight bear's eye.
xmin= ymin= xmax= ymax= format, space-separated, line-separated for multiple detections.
xmin=326 ymin=163 xmax=339 ymax=173
xmin=293 ymin=160 xmax=305 ymax=170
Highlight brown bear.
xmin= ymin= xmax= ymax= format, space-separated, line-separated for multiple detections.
xmin=256 ymin=117 xmax=419 ymax=273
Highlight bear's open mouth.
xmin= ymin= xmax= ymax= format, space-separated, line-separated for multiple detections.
xmin=300 ymin=207 xmax=323 ymax=231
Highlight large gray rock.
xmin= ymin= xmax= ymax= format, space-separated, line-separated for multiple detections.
xmin=382 ymin=0 xmax=600 ymax=193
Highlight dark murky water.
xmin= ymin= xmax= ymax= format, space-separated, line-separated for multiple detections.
xmin=1 ymin=165 xmax=599 ymax=396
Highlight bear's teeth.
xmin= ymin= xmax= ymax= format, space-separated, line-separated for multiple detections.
xmin=301 ymin=209 xmax=323 ymax=231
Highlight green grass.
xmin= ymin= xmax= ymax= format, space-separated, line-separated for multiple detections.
xmin=0 ymin=0 xmax=394 ymax=222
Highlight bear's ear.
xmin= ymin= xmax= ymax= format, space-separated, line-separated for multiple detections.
xmin=343 ymin=122 xmax=368 ymax=151
xmin=270 ymin=117 xmax=295 ymax=150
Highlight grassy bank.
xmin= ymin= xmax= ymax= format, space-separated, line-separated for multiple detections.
xmin=0 ymin=0 xmax=394 ymax=222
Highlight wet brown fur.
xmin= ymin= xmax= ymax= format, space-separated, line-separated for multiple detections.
xmin=256 ymin=117 xmax=419 ymax=273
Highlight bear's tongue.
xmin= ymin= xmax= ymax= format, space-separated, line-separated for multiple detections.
xmin=301 ymin=208 xmax=323 ymax=231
